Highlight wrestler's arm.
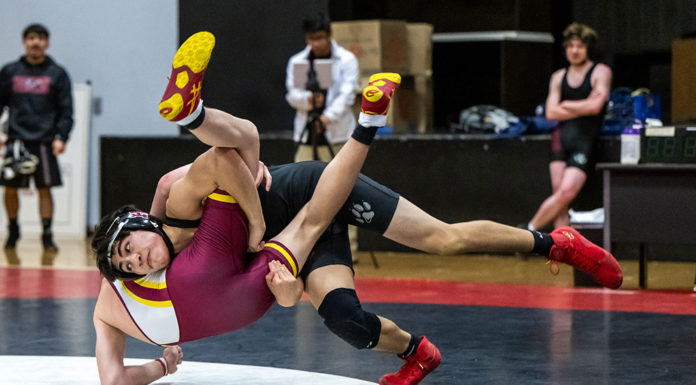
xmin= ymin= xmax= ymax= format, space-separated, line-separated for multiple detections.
xmin=188 ymin=108 xmax=260 ymax=177
xmin=150 ymin=164 xmax=191 ymax=219
xmin=167 ymin=147 xmax=266 ymax=251
xmin=94 ymin=284 xmax=182 ymax=384
xmin=545 ymin=69 xmax=578 ymax=121
xmin=150 ymin=160 xmax=271 ymax=219
xmin=559 ymin=64 xmax=612 ymax=116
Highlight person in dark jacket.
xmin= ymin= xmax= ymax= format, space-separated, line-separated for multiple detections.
xmin=0 ymin=24 xmax=73 ymax=250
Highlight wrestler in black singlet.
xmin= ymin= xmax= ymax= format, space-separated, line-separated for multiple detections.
xmin=165 ymin=161 xmax=400 ymax=281
xmin=550 ymin=63 xmax=607 ymax=173
xmin=258 ymin=161 xmax=400 ymax=280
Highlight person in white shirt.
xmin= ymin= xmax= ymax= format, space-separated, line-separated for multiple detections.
xmin=285 ymin=13 xmax=358 ymax=162
xmin=285 ymin=13 xmax=360 ymax=255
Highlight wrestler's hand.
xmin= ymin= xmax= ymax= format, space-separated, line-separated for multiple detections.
xmin=52 ymin=139 xmax=66 ymax=155
xmin=265 ymin=260 xmax=303 ymax=307
xmin=255 ymin=161 xmax=272 ymax=192
xmin=163 ymin=345 xmax=183 ymax=375
xmin=247 ymin=218 xmax=266 ymax=252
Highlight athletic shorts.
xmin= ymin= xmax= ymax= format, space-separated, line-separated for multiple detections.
xmin=550 ymin=117 xmax=601 ymax=174
xmin=259 ymin=161 xmax=400 ymax=280
xmin=0 ymin=139 xmax=62 ymax=188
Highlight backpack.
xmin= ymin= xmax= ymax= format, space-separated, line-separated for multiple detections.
xmin=457 ymin=105 xmax=520 ymax=135
xmin=603 ymin=87 xmax=661 ymax=135
xmin=602 ymin=87 xmax=634 ymax=135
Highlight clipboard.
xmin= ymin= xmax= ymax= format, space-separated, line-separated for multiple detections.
xmin=292 ymin=59 xmax=333 ymax=89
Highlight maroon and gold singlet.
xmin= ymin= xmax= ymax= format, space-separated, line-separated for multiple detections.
xmin=109 ymin=191 xmax=298 ymax=345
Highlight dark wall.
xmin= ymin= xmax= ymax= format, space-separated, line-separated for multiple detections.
xmin=329 ymin=0 xmax=553 ymax=32
xmin=572 ymin=0 xmax=696 ymax=124
xmin=433 ymin=40 xmax=553 ymax=128
xmin=179 ymin=0 xmax=328 ymax=135
xmin=99 ymin=136 xmax=295 ymax=218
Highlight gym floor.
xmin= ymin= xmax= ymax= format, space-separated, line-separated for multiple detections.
xmin=2 ymin=239 xmax=696 ymax=384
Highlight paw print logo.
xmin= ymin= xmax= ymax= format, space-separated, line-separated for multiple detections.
xmin=351 ymin=201 xmax=375 ymax=224
xmin=572 ymin=153 xmax=588 ymax=165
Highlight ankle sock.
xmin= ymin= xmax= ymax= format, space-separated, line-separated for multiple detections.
xmin=351 ymin=124 xmax=378 ymax=145
xmin=530 ymin=230 xmax=554 ymax=257
xmin=399 ymin=334 xmax=422 ymax=358
xmin=179 ymin=100 xmax=205 ymax=129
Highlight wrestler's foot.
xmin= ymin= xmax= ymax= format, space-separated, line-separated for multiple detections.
xmin=159 ymin=31 xmax=215 ymax=122
xmin=379 ymin=336 xmax=441 ymax=385
xmin=359 ymin=73 xmax=401 ymax=128
xmin=42 ymin=232 xmax=58 ymax=252
xmin=4 ymin=224 xmax=19 ymax=249
xmin=549 ymin=226 xmax=623 ymax=289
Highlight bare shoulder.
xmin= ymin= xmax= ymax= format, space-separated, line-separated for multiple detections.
xmin=592 ymin=63 xmax=612 ymax=79
xmin=549 ymin=68 xmax=566 ymax=85
xmin=591 ymin=63 xmax=612 ymax=89
xmin=94 ymin=278 xmax=115 ymax=320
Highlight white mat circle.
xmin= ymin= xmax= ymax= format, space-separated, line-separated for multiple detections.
xmin=0 ymin=355 xmax=375 ymax=384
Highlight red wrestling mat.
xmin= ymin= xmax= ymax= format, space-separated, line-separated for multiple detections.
xmin=2 ymin=267 xmax=695 ymax=315
xmin=353 ymin=278 xmax=696 ymax=316
xmin=0 ymin=267 xmax=102 ymax=298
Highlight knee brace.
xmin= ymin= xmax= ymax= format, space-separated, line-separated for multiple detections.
xmin=318 ymin=288 xmax=381 ymax=350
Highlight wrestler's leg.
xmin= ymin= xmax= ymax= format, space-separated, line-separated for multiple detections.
xmin=382 ymin=197 xmax=535 ymax=255
xmin=271 ymin=74 xmax=400 ymax=270
xmin=549 ymin=161 xmax=571 ymax=228
xmin=305 ymin=265 xmax=412 ymax=353
xmin=528 ymin=166 xmax=586 ymax=230
xmin=158 ymin=31 xmax=260 ymax=175
xmin=270 ymin=136 xmax=372 ymax=268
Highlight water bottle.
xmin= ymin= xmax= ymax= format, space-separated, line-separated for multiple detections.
xmin=620 ymin=119 xmax=642 ymax=164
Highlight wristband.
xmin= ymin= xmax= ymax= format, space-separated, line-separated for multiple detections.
xmin=156 ymin=357 xmax=168 ymax=376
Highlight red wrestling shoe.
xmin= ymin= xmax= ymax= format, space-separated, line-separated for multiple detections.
xmin=361 ymin=72 xmax=401 ymax=116
xmin=549 ymin=226 xmax=623 ymax=289
xmin=159 ymin=31 xmax=215 ymax=122
xmin=379 ymin=336 xmax=441 ymax=385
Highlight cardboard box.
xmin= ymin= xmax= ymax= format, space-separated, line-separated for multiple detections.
xmin=332 ymin=20 xmax=409 ymax=79
xmin=672 ymin=38 xmax=696 ymax=123
xmin=406 ymin=23 xmax=433 ymax=76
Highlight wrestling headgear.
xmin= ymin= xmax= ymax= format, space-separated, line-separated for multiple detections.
xmin=2 ymin=140 xmax=39 ymax=180
xmin=105 ymin=211 xmax=175 ymax=268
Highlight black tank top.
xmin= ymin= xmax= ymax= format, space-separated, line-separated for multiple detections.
xmin=560 ymin=62 xmax=597 ymax=102
xmin=556 ymin=62 xmax=607 ymax=151
xmin=165 ymin=216 xmax=201 ymax=228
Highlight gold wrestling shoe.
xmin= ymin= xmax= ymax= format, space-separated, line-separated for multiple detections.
xmin=361 ymin=73 xmax=401 ymax=116
xmin=159 ymin=31 xmax=215 ymax=122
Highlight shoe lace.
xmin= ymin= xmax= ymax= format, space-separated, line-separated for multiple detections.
xmin=552 ymin=245 xmax=601 ymax=275
xmin=397 ymin=357 xmax=426 ymax=379
xmin=547 ymin=259 xmax=560 ymax=275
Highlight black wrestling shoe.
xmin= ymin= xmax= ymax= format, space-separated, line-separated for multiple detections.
xmin=42 ymin=232 xmax=58 ymax=252
xmin=5 ymin=225 xmax=19 ymax=249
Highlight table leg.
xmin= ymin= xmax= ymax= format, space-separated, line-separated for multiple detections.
xmin=639 ymin=243 xmax=647 ymax=289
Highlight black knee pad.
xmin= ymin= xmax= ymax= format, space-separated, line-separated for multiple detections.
xmin=318 ymin=288 xmax=381 ymax=349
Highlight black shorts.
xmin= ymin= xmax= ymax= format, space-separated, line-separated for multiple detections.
xmin=0 ymin=139 xmax=62 ymax=188
xmin=259 ymin=161 xmax=400 ymax=280
xmin=550 ymin=117 xmax=601 ymax=174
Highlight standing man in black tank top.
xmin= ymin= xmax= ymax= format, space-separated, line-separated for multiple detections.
xmin=527 ymin=22 xmax=612 ymax=231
